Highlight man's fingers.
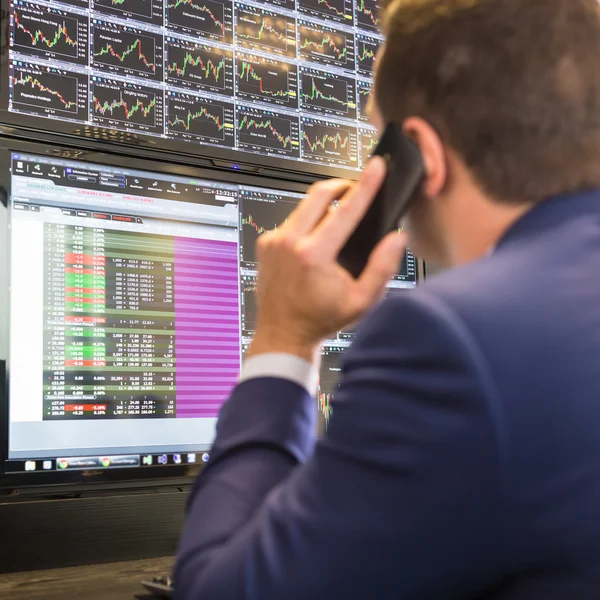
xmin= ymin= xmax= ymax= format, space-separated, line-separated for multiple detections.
xmin=285 ymin=179 xmax=353 ymax=237
xmin=355 ymin=231 xmax=408 ymax=306
xmin=310 ymin=157 xmax=386 ymax=258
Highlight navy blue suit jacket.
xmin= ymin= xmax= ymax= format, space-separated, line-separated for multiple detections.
xmin=175 ymin=190 xmax=600 ymax=599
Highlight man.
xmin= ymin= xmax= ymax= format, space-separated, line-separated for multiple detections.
xmin=175 ymin=0 xmax=600 ymax=598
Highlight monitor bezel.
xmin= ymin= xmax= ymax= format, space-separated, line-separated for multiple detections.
xmin=0 ymin=136 xmax=312 ymax=490
xmin=0 ymin=136 xmax=425 ymax=492
xmin=0 ymin=0 xmax=368 ymax=183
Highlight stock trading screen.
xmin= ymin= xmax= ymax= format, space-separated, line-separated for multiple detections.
xmin=7 ymin=0 xmax=381 ymax=170
xmin=7 ymin=152 xmax=418 ymax=472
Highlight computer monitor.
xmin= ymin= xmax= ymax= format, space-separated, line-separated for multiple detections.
xmin=2 ymin=0 xmax=383 ymax=179
xmin=0 ymin=141 xmax=419 ymax=483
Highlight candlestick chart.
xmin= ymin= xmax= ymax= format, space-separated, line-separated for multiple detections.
xmin=318 ymin=348 xmax=345 ymax=423
xmin=237 ymin=107 xmax=300 ymax=157
xmin=240 ymin=193 xmax=299 ymax=263
xmin=300 ymin=68 xmax=357 ymax=119
xmin=92 ymin=22 xmax=163 ymax=80
xmin=298 ymin=21 xmax=355 ymax=70
xmin=356 ymin=0 xmax=381 ymax=31
xmin=166 ymin=39 xmax=233 ymax=95
xmin=167 ymin=0 xmax=233 ymax=43
xmin=241 ymin=275 xmax=258 ymax=333
xmin=236 ymin=54 xmax=297 ymax=108
xmin=357 ymin=34 xmax=380 ymax=76
xmin=92 ymin=79 xmax=164 ymax=133
xmin=166 ymin=92 xmax=235 ymax=145
xmin=298 ymin=0 xmax=353 ymax=25
xmin=301 ymin=118 xmax=358 ymax=167
xmin=93 ymin=0 xmax=164 ymax=25
xmin=357 ymin=79 xmax=373 ymax=122
xmin=359 ymin=129 xmax=377 ymax=167
xmin=10 ymin=63 xmax=88 ymax=119
xmin=12 ymin=4 xmax=88 ymax=64
xmin=235 ymin=5 xmax=296 ymax=57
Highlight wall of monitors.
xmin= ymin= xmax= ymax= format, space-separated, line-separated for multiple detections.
xmin=4 ymin=0 xmax=384 ymax=176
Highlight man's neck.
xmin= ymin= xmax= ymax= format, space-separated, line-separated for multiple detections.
xmin=447 ymin=200 xmax=533 ymax=267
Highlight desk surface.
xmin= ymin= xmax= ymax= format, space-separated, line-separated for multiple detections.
xmin=0 ymin=556 xmax=174 ymax=600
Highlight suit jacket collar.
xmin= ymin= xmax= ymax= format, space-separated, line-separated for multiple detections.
xmin=495 ymin=188 xmax=600 ymax=251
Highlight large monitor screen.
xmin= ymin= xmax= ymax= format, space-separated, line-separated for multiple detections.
xmin=3 ymin=151 xmax=417 ymax=476
xmin=4 ymin=0 xmax=382 ymax=174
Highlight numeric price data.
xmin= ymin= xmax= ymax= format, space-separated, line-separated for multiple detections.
xmin=43 ymin=225 xmax=178 ymax=420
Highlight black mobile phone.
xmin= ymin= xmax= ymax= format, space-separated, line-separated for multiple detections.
xmin=337 ymin=124 xmax=425 ymax=278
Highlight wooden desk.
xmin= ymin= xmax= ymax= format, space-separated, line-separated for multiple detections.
xmin=0 ymin=556 xmax=174 ymax=600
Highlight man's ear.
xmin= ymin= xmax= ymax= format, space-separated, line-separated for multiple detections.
xmin=403 ymin=117 xmax=447 ymax=198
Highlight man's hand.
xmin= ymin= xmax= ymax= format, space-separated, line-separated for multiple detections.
xmin=248 ymin=157 xmax=407 ymax=362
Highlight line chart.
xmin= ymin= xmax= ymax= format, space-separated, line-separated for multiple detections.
xmin=94 ymin=94 xmax=157 ymax=119
xmin=169 ymin=0 xmax=224 ymax=32
xmin=303 ymin=129 xmax=349 ymax=153
xmin=239 ymin=115 xmax=291 ymax=147
xmin=95 ymin=38 xmax=155 ymax=71
xmin=170 ymin=52 xmax=223 ymax=81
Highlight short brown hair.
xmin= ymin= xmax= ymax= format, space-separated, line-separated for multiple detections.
xmin=375 ymin=0 xmax=600 ymax=203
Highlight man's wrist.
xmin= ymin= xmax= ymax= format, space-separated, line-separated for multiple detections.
xmin=247 ymin=330 xmax=320 ymax=363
